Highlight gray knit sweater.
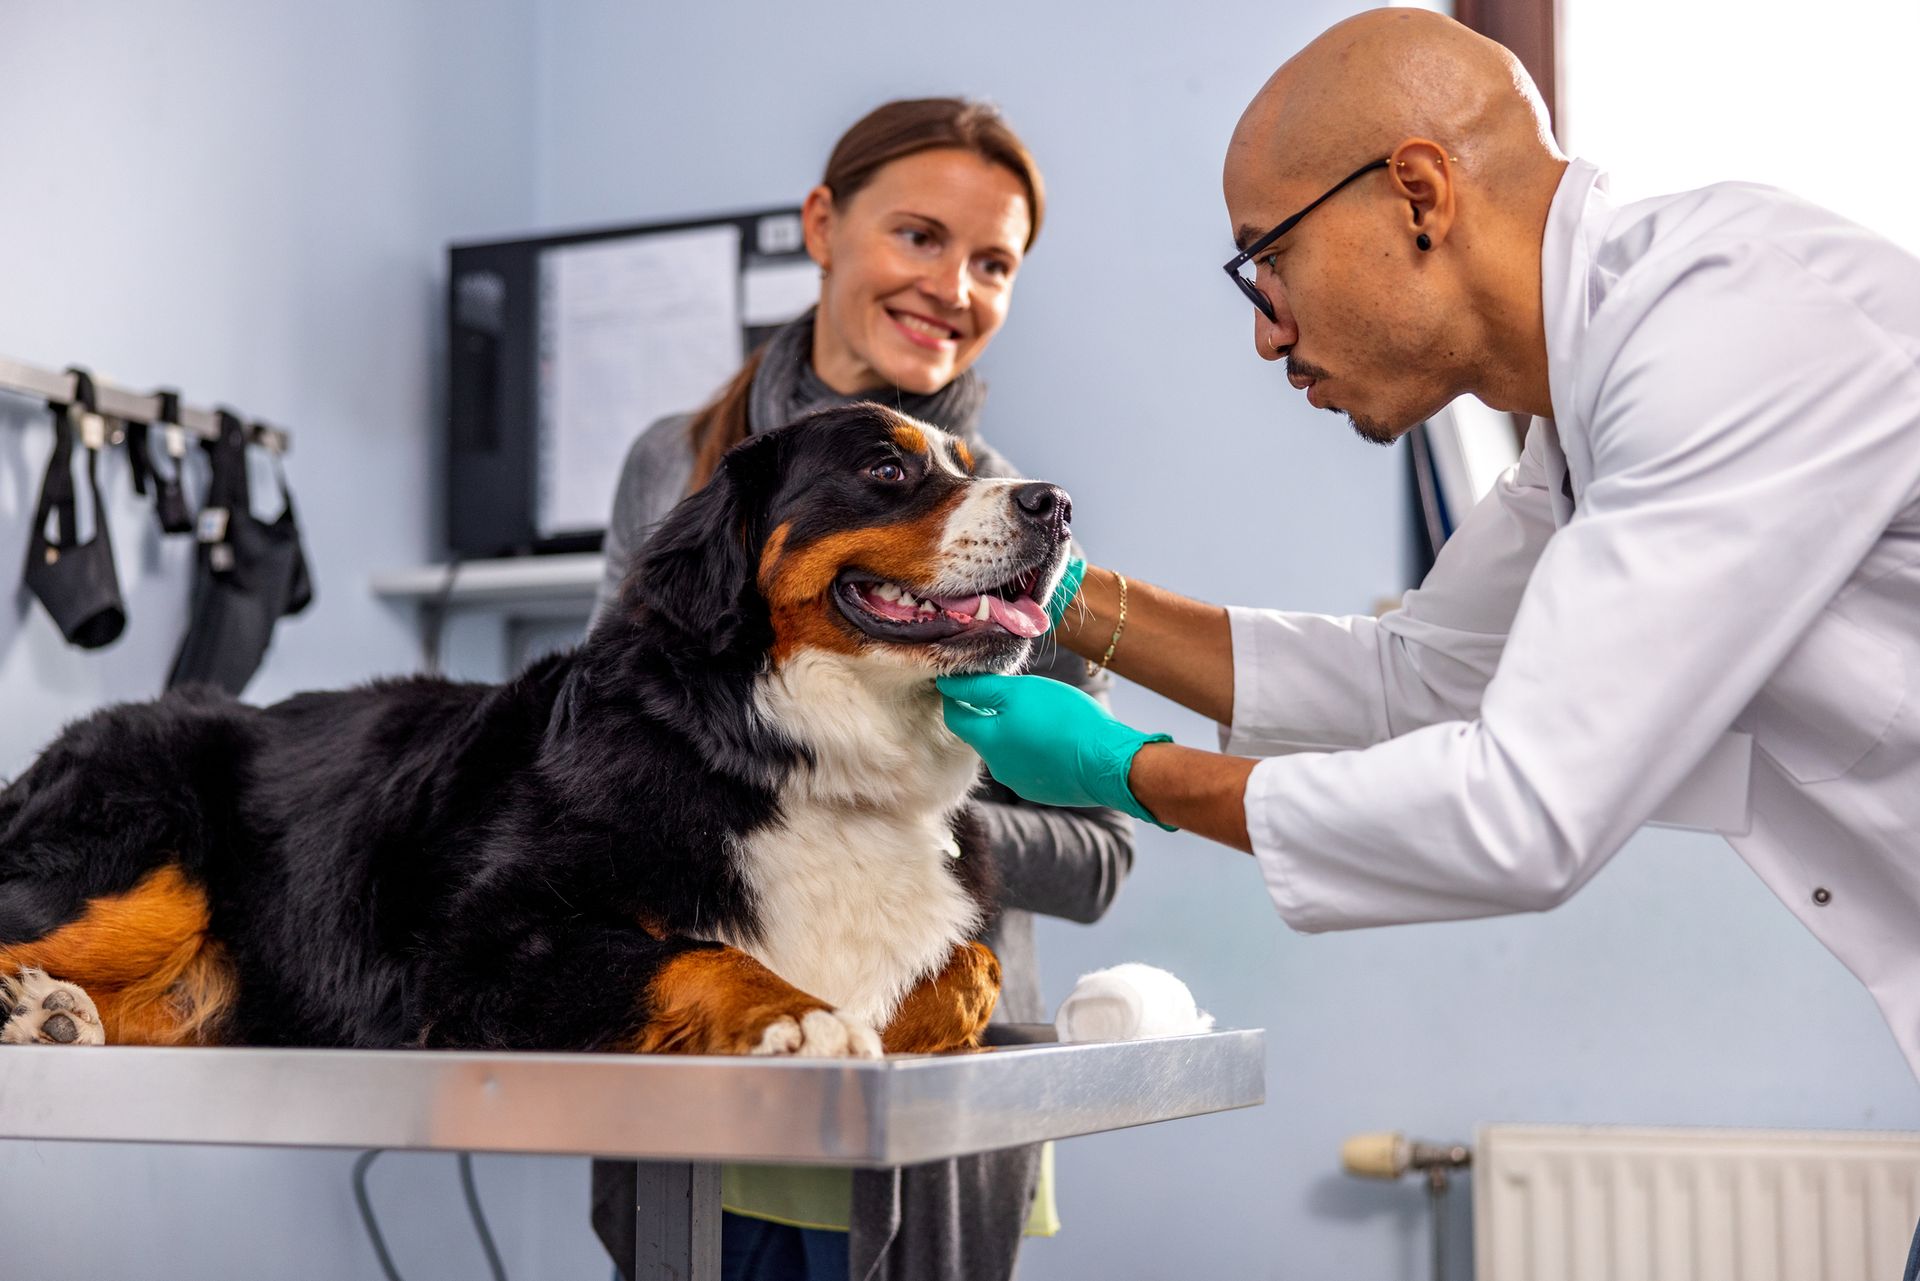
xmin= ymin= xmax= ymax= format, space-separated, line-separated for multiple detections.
xmin=588 ymin=412 xmax=1134 ymax=1281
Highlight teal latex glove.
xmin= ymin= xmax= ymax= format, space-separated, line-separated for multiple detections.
xmin=1044 ymin=557 xmax=1087 ymax=629
xmin=937 ymin=672 xmax=1175 ymax=829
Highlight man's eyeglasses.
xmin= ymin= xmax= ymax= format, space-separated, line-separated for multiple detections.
xmin=1222 ymin=158 xmax=1390 ymax=323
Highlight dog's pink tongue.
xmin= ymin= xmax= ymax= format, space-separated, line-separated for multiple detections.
xmin=986 ymin=594 xmax=1049 ymax=638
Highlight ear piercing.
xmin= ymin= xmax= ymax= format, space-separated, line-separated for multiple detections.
xmin=1399 ymin=156 xmax=1454 ymax=253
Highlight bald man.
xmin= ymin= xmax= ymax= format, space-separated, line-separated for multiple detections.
xmin=939 ymin=9 xmax=1920 ymax=1104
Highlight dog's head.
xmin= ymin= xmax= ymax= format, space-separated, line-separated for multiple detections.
xmin=635 ymin=403 xmax=1071 ymax=677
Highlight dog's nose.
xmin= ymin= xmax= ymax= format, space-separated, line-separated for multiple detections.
xmin=1014 ymin=483 xmax=1071 ymax=529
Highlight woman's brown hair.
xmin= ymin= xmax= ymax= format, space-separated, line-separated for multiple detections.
xmin=684 ymin=97 xmax=1045 ymax=491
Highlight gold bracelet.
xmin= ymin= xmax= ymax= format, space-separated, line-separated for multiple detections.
xmin=1087 ymin=572 xmax=1128 ymax=677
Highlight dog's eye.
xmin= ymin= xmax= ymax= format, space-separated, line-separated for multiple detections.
xmin=868 ymin=461 xmax=907 ymax=484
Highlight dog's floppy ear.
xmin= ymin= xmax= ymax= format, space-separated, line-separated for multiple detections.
xmin=631 ymin=431 xmax=782 ymax=654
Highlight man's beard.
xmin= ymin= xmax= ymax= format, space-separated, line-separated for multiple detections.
xmin=1286 ymin=356 xmax=1396 ymax=446
xmin=1345 ymin=412 xmax=1397 ymax=446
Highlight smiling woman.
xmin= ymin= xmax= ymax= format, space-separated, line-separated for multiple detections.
xmin=587 ymin=98 xmax=1130 ymax=1281
xmin=804 ymin=144 xmax=1030 ymax=398
xmin=677 ymin=97 xmax=1046 ymax=494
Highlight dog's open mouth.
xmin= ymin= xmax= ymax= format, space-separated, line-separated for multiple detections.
xmin=834 ymin=565 xmax=1051 ymax=643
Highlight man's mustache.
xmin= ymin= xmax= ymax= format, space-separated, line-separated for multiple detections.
xmin=1285 ymin=355 xmax=1334 ymax=383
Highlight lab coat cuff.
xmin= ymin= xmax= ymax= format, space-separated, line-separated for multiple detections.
xmin=1242 ymin=754 xmax=1330 ymax=933
xmin=1219 ymin=606 xmax=1282 ymax=754
xmin=1218 ymin=606 xmax=1364 ymax=756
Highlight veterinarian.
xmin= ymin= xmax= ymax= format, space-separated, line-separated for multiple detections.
xmin=940 ymin=0 xmax=1920 ymax=1188
xmin=589 ymin=99 xmax=1133 ymax=1281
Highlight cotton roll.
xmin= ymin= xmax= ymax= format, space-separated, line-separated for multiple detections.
xmin=1053 ymin=963 xmax=1216 ymax=1042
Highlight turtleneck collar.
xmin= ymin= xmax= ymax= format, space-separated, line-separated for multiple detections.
xmin=747 ymin=308 xmax=988 ymax=443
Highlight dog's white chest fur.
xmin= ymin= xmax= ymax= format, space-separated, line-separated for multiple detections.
xmin=719 ymin=653 xmax=985 ymax=1028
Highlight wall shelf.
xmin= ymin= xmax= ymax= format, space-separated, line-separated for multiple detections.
xmin=370 ymin=553 xmax=604 ymax=608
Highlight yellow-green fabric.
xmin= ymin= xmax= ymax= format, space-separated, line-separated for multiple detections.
xmin=1023 ymin=1141 xmax=1061 ymax=1237
xmin=721 ymin=1164 xmax=852 ymax=1233
xmin=721 ymin=1142 xmax=1059 ymax=1237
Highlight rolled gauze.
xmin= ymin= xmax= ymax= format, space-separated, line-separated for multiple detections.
xmin=1053 ymin=963 xmax=1216 ymax=1042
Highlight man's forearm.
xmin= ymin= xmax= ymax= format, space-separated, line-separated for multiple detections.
xmin=1126 ymin=742 xmax=1256 ymax=853
xmin=1055 ymin=567 xmax=1236 ymax=725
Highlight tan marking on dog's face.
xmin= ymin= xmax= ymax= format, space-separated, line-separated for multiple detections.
xmin=757 ymin=505 xmax=962 ymax=665
xmin=890 ymin=420 xmax=929 ymax=455
xmin=0 ymin=865 xmax=236 ymax=1045
xmin=625 ymin=946 xmax=831 ymax=1054
xmin=952 ymin=439 xmax=974 ymax=472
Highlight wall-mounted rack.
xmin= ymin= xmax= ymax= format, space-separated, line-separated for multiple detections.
xmin=0 ymin=354 xmax=292 ymax=453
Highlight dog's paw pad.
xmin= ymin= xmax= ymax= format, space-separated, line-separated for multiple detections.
xmin=749 ymin=1009 xmax=881 ymax=1059
xmin=0 ymin=968 xmax=105 ymax=1046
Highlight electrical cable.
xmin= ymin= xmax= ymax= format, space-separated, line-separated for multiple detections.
xmin=351 ymin=1148 xmax=511 ymax=1281
xmin=458 ymin=1152 xmax=510 ymax=1281
xmin=352 ymin=1150 xmax=406 ymax=1281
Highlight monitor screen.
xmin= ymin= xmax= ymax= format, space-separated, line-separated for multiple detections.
xmin=447 ymin=208 xmax=814 ymax=555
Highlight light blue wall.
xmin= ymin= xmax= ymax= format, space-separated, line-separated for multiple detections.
xmin=1 ymin=3 xmax=1916 ymax=1280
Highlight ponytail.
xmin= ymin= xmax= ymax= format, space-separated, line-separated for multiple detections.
xmin=683 ymin=344 xmax=767 ymax=493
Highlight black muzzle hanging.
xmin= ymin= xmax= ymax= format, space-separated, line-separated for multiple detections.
xmin=167 ymin=409 xmax=313 ymax=694
xmin=22 ymin=369 xmax=127 ymax=649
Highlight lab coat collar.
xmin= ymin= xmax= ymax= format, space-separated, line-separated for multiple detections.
xmin=1537 ymin=157 xmax=1611 ymax=521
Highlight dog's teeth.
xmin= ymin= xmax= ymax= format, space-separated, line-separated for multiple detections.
xmin=917 ymin=600 xmax=936 ymax=614
xmin=875 ymin=583 xmax=902 ymax=602
xmin=899 ymin=590 xmax=918 ymax=608
xmin=973 ymin=596 xmax=991 ymax=621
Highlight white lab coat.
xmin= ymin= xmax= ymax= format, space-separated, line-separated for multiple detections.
xmin=1225 ymin=159 xmax=1920 ymax=1078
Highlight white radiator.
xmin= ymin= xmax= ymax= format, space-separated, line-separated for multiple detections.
xmin=1475 ymin=1125 xmax=1920 ymax=1281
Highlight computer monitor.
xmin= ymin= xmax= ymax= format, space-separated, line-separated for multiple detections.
xmin=446 ymin=208 xmax=814 ymax=557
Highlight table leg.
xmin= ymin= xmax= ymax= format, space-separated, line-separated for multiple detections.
xmin=633 ymin=1160 xmax=722 ymax=1281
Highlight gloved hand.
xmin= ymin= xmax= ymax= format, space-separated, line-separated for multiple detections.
xmin=1044 ymin=557 xmax=1087 ymax=629
xmin=937 ymin=672 xmax=1175 ymax=829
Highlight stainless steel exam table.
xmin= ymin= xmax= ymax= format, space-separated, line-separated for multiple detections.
xmin=0 ymin=1025 xmax=1265 ymax=1279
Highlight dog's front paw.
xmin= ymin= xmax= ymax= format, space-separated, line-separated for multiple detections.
xmin=881 ymin=941 xmax=1001 ymax=1054
xmin=0 ymin=968 xmax=106 ymax=1046
xmin=750 ymin=1008 xmax=883 ymax=1059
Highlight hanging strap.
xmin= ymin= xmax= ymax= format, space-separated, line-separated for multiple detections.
xmin=152 ymin=391 xmax=188 ymax=474
xmin=193 ymin=408 xmax=251 ymax=571
xmin=139 ymin=388 xmax=195 ymax=535
xmin=125 ymin=429 xmax=155 ymax=499
xmin=36 ymin=369 xmax=114 ymax=550
xmin=264 ymin=442 xmax=315 ymax=615
xmin=202 ymin=408 xmax=250 ymax=512
xmin=125 ymin=419 xmax=152 ymax=494
xmin=125 ymin=387 xmax=188 ymax=498
xmin=32 ymin=402 xmax=79 ymax=549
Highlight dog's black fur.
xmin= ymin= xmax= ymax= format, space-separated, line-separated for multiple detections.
xmin=0 ymin=405 xmax=1036 ymax=1050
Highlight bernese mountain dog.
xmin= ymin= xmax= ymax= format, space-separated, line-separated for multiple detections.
xmin=0 ymin=402 xmax=1072 ymax=1060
